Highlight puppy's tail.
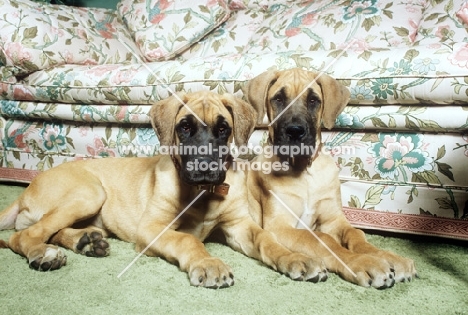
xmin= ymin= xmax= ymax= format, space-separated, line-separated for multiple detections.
xmin=0 ymin=200 xmax=20 ymax=230
xmin=0 ymin=200 xmax=20 ymax=249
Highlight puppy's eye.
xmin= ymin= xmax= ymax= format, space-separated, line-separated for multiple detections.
xmin=178 ymin=120 xmax=193 ymax=135
xmin=307 ymin=95 xmax=320 ymax=108
xmin=181 ymin=124 xmax=191 ymax=132
xmin=273 ymin=95 xmax=284 ymax=104
xmin=272 ymin=93 xmax=285 ymax=107
xmin=215 ymin=123 xmax=230 ymax=137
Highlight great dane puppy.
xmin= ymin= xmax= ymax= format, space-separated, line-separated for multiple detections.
xmin=0 ymin=91 xmax=325 ymax=288
xmin=244 ymin=69 xmax=418 ymax=289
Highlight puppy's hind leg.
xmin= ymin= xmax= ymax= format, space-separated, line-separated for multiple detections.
xmin=50 ymin=227 xmax=110 ymax=258
xmin=8 ymin=185 xmax=107 ymax=271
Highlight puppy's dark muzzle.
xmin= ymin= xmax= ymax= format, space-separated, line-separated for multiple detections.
xmin=195 ymin=157 xmax=216 ymax=170
xmin=276 ymin=123 xmax=315 ymax=145
xmin=181 ymin=156 xmax=227 ymax=185
xmin=272 ymin=118 xmax=317 ymax=161
xmin=285 ymin=125 xmax=306 ymax=141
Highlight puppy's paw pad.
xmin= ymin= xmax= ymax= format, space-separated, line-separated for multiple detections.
xmin=356 ymin=268 xmax=395 ymax=289
xmin=280 ymin=254 xmax=328 ymax=283
xmin=189 ymin=258 xmax=234 ymax=289
xmin=29 ymin=246 xmax=67 ymax=271
xmin=376 ymin=251 xmax=418 ymax=284
xmin=76 ymin=231 xmax=109 ymax=257
xmin=372 ymin=272 xmax=396 ymax=290
xmin=306 ymin=269 xmax=328 ymax=283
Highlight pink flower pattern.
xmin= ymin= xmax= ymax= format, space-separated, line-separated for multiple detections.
xmin=448 ymin=44 xmax=468 ymax=68
xmin=456 ymin=1 xmax=468 ymax=24
xmin=86 ymin=136 xmax=116 ymax=158
xmin=4 ymin=42 xmax=32 ymax=65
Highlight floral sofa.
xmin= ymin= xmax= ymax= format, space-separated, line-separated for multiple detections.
xmin=1 ymin=0 xmax=467 ymax=239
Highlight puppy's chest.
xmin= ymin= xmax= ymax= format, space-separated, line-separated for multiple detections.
xmin=295 ymin=200 xmax=318 ymax=230
xmin=176 ymin=200 xmax=224 ymax=239
xmin=293 ymin=176 xmax=320 ymax=230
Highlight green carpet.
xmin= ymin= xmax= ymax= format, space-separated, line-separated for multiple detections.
xmin=0 ymin=183 xmax=467 ymax=315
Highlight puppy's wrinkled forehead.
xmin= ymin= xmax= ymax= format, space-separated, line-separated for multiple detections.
xmin=175 ymin=92 xmax=233 ymax=126
xmin=269 ymin=69 xmax=323 ymax=100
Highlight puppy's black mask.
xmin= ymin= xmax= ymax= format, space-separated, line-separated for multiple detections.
xmin=269 ymin=87 xmax=320 ymax=161
xmin=175 ymin=114 xmax=232 ymax=185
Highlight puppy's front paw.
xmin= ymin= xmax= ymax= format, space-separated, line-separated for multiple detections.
xmin=345 ymin=254 xmax=396 ymax=289
xmin=377 ymin=250 xmax=418 ymax=283
xmin=28 ymin=244 xmax=67 ymax=271
xmin=76 ymin=231 xmax=109 ymax=257
xmin=188 ymin=257 xmax=234 ymax=289
xmin=278 ymin=253 xmax=328 ymax=283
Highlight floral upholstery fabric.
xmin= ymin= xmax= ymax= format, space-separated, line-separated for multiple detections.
xmin=323 ymin=131 xmax=467 ymax=215
xmin=0 ymin=0 xmax=142 ymax=81
xmin=0 ymin=0 xmax=467 ymax=239
xmin=456 ymin=0 xmax=468 ymax=25
xmin=245 ymin=0 xmax=424 ymax=52
xmin=2 ymin=49 xmax=468 ymax=106
xmin=2 ymin=0 xmax=468 ymax=107
xmin=117 ymin=0 xmax=231 ymax=61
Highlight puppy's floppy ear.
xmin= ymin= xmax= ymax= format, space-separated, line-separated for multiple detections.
xmin=150 ymin=92 xmax=187 ymax=146
xmin=243 ymin=70 xmax=278 ymax=125
xmin=221 ymin=94 xmax=258 ymax=147
xmin=316 ymin=73 xmax=350 ymax=129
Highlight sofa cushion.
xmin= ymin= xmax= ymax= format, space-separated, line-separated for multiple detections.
xmin=415 ymin=0 xmax=468 ymax=71
xmin=416 ymin=0 xmax=468 ymax=45
xmin=117 ymin=0 xmax=231 ymax=61
xmin=182 ymin=7 xmax=270 ymax=59
xmin=4 ymin=45 xmax=467 ymax=109
xmin=0 ymin=0 xmax=142 ymax=79
xmin=245 ymin=0 xmax=425 ymax=55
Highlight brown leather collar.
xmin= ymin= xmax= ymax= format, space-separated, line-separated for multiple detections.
xmin=196 ymin=183 xmax=230 ymax=196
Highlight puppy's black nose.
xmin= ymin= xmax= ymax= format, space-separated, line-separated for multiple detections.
xmin=286 ymin=125 xmax=306 ymax=141
xmin=195 ymin=157 xmax=216 ymax=173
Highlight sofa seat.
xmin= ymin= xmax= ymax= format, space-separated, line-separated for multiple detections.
xmin=1 ymin=0 xmax=467 ymax=239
